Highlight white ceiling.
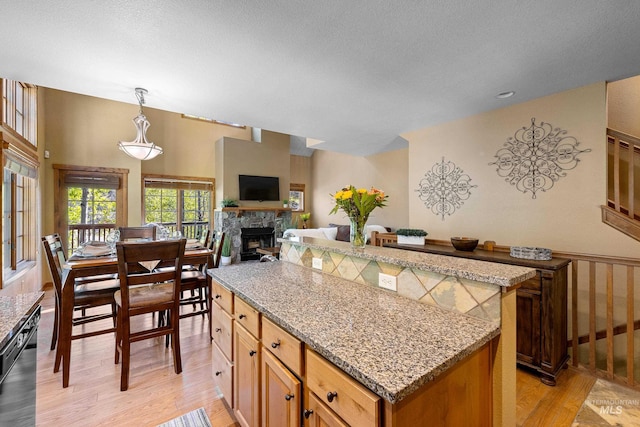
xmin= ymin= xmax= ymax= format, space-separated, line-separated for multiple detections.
xmin=2 ymin=1 xmax=640 ymax=156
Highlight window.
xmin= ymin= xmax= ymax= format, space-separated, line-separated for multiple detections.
xmin=143 ymin=175 xmax=213 ymax=239
xmin=54 ymin=165 xmax=128 ymax=255
xmin=1 ymin=79 xmax=39 ymax=287
xmin=3 ymin=169 xmax=36 ymax=273
xmin=289 ymin=183 xmax=305 ymax=211
xmin=2 ymin=79 xmax=37 ymax=147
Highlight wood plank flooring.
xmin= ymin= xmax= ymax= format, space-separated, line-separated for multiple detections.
xmin=34 ymin=288 xmax=598 ymax=426
xmin=35 ymin=288 xmax=239 ymax=427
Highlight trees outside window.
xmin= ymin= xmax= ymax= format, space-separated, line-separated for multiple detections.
xmin=143 ymin=175 xmax=213 ymax=239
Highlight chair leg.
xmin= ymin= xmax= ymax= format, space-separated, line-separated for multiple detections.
xmin=114 ymin=307 xmax=121 ymax=365
xmin=170 ymin=307 xmax=182 ymax=374
xmin=120 ymin=313 xmax=131 ymax=391
xmin=50 ymin=296 xmax=60 ymax=351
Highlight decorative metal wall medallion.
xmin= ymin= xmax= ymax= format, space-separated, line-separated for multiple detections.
xmin=489 ymin=118 xmax=591 ymax=199
xmin=416 ymin=157 xmax=477 ymax=220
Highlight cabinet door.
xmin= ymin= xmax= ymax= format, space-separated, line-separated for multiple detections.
xmin=516 ymin=288 xmax=541 ymax=366
xmin=304 ymin=392 xmax=348 ymax=427
xmin=212 ymin=341 xmax=234 ymax=408
xmin=261 ymin=348 xmax=301 ymax=427
xmin=234 ymin=324 xmax=260 ymax=427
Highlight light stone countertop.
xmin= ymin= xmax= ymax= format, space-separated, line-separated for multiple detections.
xmin=279 ymin=237 xmax=537 ymax=287
xmin=208 ymin=261 xmax=501 ymax=404
xmin=0 ymin=291 xmax=44 ymax=349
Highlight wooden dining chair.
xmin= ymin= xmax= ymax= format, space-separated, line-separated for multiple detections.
xmin=114 ymin=238 xmax=186 ymax=391
xmin=41 ymin=234 xmax=119 ymax=366
xmin=159 ymin=231 xmax=225 ymax=347
xmin=178 ymin=231 xmax=225 ymax=318
xmin=118 ymin=225 xmax=157 ymax=241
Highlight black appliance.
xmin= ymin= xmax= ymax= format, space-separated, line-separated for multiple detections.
xmin=0 ymin=305 xmax=40 ymax=426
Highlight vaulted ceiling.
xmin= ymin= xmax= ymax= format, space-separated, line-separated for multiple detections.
xmin=2 ymin=1 xmax=640 ymax=156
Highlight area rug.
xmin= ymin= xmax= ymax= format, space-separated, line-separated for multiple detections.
xmin=572 ymin=379 xmax=640 ymax=426
xmin=157 ymin=407 xmax=212 ymax=427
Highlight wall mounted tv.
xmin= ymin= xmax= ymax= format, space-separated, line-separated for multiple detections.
xmin=239 ymin=175 xmax=280 ymax=201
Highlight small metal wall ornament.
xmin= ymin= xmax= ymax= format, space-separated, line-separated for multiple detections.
xmin=416 ymin=157 xmax=477 ymax=220
xmin=489 ymin=118 xmax=591 ymax=199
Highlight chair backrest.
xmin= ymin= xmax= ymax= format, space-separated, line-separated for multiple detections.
xmin=199 ymin=229 xmax=211 ymax=248
xmin=210 ymin=231 xmax=226 ymax=269
xmin=41 ymin=234 xmax=67 ymax=298
xmin=371 ymin=231 xmax=398 ymax=247
xmin=115 ymin=239 xmax=186 ymax=312
xmin=118 ymin=226 xmax=157 ymax=241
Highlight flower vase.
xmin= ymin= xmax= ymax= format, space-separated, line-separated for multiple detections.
xmin=349 ymin=216 xmax=367 ymax=248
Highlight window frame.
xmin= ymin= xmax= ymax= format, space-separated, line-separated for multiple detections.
xmin=142 ymin=174 xmax=214 ymax=239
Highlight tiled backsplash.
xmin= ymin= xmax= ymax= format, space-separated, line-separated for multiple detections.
xmin=280 ymin=241 xmax=501 ymax=325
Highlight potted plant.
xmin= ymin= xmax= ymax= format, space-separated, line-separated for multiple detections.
xmin=299 ymin=212 xmax=311 ymax=229
xmin=396 ymin=228 xmax=427 ymax=245
xmin=282 ymin=199 xmax=289 ymax=208
xmin=220 ymin=236 xmax=232 ymax=265
xmin=220 ymin=197 xmax=238 ymax=208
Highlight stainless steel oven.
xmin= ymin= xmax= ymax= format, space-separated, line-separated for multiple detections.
xmin=0 ymin=305 xmax=40 ymax=426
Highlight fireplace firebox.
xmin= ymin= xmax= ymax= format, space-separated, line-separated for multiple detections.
xmin=240 ymin=227 xmax=275 ymax=261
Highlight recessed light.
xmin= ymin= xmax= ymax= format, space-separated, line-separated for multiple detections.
xmin=496 ymin=91 xmax=515 ymax=99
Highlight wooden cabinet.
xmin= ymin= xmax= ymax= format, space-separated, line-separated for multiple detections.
xmin=234 ymin=303 xmax=261 ymax=427
xmin=306 ymin=349 xmax=381 ymax=426
xmin=387 ymin=242 xmax=571 ymax=385
xmin=516 ymin=268 xmax=569 ymax=385
xmin=211 ymin=283 xmax=234 ymax=407
xmin=261 ymin=348 xmax=301 ymax=427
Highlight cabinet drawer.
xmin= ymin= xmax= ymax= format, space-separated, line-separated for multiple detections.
xmin=212 ymin=302 xmax=234 ymax=360
xmin=212 ymin=280 xmax=234 ymax=315
xmin=306 ymin=349 xmax=380 ymax=427
xmin=235 ymin=297 xmax=261 ymax=338
xmin=262 ymin=317 xmax=303 ymax=377
xmin=519 ymin=274 xmax=541 ymax=292
xmin=212 ymin=341 xmax=234 ymax=408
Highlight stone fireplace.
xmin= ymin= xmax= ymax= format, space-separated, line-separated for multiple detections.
xmin=214 ymin=208 xmax=291 ymax=263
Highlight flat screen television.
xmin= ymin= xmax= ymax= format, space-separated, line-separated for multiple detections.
xmin=239 ymin=175 xmax=280 ymax=201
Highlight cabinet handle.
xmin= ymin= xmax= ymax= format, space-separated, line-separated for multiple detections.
xmin=303 ymin=409 xmax=314 ymax=419
xmin=215 ymin=328 xmax=221 ymax=333
xmin=326 ymin=391 xmax=338 ymax=402
xmin=249 ymin=350 xmax=256 ymax=357
xmin=239 ymin=314 xmax=246 ymax=319
xmin=214 ymin=294 xmax=221 ymax=299
xmin=271 ymin=340 xmax=281 ymax=349
xmin=284 ymin=393 xmax=294 ymax=401
xmin=215 ymin=371 xmax=222 ymax=376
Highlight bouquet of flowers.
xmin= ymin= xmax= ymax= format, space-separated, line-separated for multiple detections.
xmin=330 ymin=185 xmax=388 ymax=247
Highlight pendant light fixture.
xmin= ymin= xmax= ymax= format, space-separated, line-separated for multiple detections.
xmin=118 ymin=87 xmax=163 ymax=160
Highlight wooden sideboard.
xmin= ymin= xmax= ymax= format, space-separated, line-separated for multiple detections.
xmin=386 ymin=243 xmax=571 ymax=385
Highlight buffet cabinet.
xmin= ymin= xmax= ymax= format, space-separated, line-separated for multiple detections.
xmin=387 ymin=243 xmax=571 ymax=386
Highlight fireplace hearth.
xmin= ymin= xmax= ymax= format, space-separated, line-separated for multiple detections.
xmin=240 ymin=227 xmax=275 ymax=261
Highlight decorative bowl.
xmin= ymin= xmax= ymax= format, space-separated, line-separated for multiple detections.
xmin=450 ymin=237 xmax=479 ymax=251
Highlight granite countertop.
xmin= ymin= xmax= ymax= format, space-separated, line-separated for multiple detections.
xmin=0 ymin=291 xmax=45 ymax=349
xmin=208 ymin=261 xmax=500 ymax=404
xmin=278 ymin=236 xmax=536 ymax=287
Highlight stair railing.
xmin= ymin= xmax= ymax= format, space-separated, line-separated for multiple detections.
xmin=608 ymin=128 xmax=640 ymax=219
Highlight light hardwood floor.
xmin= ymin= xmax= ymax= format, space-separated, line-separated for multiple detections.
xmin=35 ymin=288 xmax=597 ymax=426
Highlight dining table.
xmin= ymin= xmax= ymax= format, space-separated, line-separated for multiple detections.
xmin=57 ymin=240 xmax=214 ymax=388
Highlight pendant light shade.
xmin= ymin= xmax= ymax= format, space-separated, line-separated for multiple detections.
xmin=118 ymin=88 xmax=163 ymax=160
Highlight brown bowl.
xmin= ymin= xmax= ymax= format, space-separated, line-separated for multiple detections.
xmin=451 ymin=237 xmax=479 ymax=251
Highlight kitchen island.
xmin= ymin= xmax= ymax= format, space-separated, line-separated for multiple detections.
xmin=209 ymin=237 xmax=536 ymax=426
